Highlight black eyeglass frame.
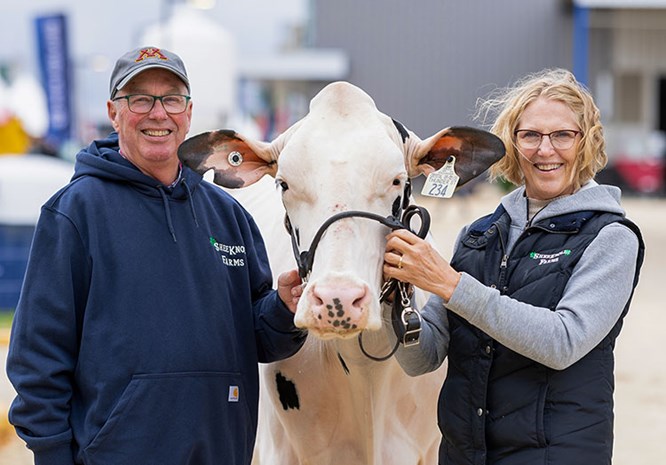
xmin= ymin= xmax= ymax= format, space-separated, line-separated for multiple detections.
xmin=112 ymin=94 xmax=191 ymax=114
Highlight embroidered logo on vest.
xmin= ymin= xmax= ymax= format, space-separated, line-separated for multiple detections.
xmin=530 ymin=249 xmax=571 ymax=265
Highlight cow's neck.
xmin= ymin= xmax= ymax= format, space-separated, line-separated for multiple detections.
xmin=332 ymin=324 xmax=395 ymax=367
xmin=321 ymin=337 xmax=404 ymax=464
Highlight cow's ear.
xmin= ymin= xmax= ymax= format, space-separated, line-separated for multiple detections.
xmin=178 ymin=129 xmax=277 ymax=188
xmin=409 ymin=127 xmax=505 ymax=187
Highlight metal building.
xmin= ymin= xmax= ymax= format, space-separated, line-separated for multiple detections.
xmin=310 ymin=0 xmax=572 ymax=136
xmin=297 ymin=0 xmax=665 ymax=193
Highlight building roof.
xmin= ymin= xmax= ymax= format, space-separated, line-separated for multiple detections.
xmin=575 ymin=0 xmax=666 ymax=7
xmin=238 ymin=49 xmax=349 ymax=81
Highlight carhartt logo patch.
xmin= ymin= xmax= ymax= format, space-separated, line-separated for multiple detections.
xmin=530 ymin=249 xmax=571 ymax=265
xmin=228 ymin=385 xmax=239 ymax=402
xmin=209 ymin=236 xmax=246 ymax=267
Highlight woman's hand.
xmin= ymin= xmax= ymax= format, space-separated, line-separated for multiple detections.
xmin=383 ymin=229 xmax=461 ymax=301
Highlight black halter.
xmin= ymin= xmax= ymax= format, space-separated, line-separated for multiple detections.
xmin=283 ymin=184 xmax=431 ymax=362
xmin=285 ymin=205 xmax=430 ymax=282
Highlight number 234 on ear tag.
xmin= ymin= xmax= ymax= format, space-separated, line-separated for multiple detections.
xmin=421 ymin=156 xmax=459 ymax=199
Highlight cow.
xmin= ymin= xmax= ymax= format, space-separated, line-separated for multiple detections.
xmin=178 ymin=81 xmax=504 ymax=465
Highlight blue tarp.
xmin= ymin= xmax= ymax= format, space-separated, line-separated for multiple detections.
xmin=0 ymin=224 xmax=34 ymax=311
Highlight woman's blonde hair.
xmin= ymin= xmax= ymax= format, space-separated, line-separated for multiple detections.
xmin=476 ymin=68 xmax=607 ymax=189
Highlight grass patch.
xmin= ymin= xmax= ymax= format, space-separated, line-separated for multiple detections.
xmin=0 ymin=311 xmax=14 ymax=329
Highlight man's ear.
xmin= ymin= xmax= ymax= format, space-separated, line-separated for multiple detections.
xmin=107 ymin=100 xmax=120 ymax=132
xmin=184 ymin=100 xmax=193 ymax=135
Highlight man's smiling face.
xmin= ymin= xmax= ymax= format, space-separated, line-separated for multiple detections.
xmin=107 ymin=68 xmax=192 ymax=178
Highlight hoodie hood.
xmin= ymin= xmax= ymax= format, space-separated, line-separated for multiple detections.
xmin=73 ymin=132 xmax=202 ymax=241
xmin=73 ymin=132 xmax=203 ymax=200
xmin=501 ymin=180 xmax=626 ymax=228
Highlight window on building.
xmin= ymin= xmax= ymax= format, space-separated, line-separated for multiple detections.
xmin=657 ymin=76 xmax=666 ymax=132
xmin=613 ymin=73 xmax=642 ymax=123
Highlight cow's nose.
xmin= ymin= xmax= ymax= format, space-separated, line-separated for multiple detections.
xmin=309 ymin=281 xmax=370 ymax=331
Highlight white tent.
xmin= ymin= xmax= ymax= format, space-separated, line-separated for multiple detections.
xmin=0 ymin=71 xmax=48 ymax=139
xmin=141 ymin=5 xmax=238 ymax=137
xmin=8 ymin=73 xmax=49 ymax=139
xmin=0 ymin=154 xmax=74 ymax=225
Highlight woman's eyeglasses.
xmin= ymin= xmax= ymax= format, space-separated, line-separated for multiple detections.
xmin=514 ymin=129 xmax=582 ymax=150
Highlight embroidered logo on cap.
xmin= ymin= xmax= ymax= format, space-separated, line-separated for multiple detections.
xmin=135 ymin=47 xmax=168 ymax=63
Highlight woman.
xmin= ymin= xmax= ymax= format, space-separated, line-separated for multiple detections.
xmin=384 ymin=69 xmax=644 ymax=465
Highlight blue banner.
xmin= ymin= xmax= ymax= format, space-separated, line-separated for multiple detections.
xmin=572 ymin=5 xmax=589 ymax=86
xmin=35 ymin=13 xmax=73 ymax=148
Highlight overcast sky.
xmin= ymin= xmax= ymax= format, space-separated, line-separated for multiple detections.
xmin=0 ymin=0 xmax=308 ymax=132
xmin=0 ymin=0 xmax=307 ymax=74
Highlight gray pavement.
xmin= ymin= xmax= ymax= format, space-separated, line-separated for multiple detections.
xmin=1 ymin=346 xmax=14 ymax=406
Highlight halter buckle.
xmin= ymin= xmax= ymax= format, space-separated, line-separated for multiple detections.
xmin=401 ymin=307 xmax=422 ymax=347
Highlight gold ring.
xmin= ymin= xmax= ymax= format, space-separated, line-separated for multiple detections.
xmin=398 ymin=256 xmax=403 ymax=269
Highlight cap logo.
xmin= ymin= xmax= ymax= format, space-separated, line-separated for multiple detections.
xmin=135 ymin=47 xmax=168 ymax=63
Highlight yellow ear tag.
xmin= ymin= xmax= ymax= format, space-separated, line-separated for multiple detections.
xmin=421 ymin=156 xmax=459 ymax=199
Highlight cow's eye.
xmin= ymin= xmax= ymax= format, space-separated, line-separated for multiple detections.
xmin=276 ymin=179 xmax=289 ymax=192
xmin=392 ymin=178 xmax=401 ymax=186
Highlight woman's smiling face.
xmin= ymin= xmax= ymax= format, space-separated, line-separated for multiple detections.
xmin=515 ymin=96 xmax=581 ymax=200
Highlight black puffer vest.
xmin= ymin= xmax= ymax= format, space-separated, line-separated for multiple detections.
xmin=439 ymin=205 xmax=644 ymax=465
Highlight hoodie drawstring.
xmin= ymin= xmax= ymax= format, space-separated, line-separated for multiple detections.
xmin=182 ymin=180 xmax=200 ymax=228
xmin=156 ymin=181 xmax=200 ymax=243
xmin=157 ymin=186 xmax=178 ymax=243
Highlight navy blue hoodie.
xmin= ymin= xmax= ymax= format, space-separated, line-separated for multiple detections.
xmin=7 ymin=133 xmax=306 ymax=465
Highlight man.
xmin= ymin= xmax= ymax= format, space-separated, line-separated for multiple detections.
xmin=7 ymin=46 xmax=306 ymax=465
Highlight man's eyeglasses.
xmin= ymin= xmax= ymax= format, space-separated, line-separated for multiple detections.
xmin=112 ymin=94 xmax=191 ymax=114
xmin=514 ymin=129 xmax=582 ymax=150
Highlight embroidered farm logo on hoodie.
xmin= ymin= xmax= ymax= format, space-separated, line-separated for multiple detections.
xmin=209 ymin=236 xmax=246 ymax=267
xmin=530 ymin=249 xmax=571 ymax=266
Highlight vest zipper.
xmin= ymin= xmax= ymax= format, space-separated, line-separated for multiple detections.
xmin=495 ymin=222 xmax=509 ymax=293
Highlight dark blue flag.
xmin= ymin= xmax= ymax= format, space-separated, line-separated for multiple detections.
xmin=35 ymin=13 xmax=73 ymax=149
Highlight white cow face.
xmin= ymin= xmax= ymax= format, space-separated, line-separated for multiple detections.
xmin=275 ymin=107 xmax=410 ymax=336
xmin=178 ymin=82 xmax=504 ymax=340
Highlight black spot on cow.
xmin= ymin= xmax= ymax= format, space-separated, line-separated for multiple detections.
xmin=275 ymin=371 xmax=300 ymax=410
xmin=392 ymin=118 xmax=410 ymax=143
xmin=392 ymin=196 xmax=401 ymax=218
xmin=333 ymin=298 xmax=344 ymax=317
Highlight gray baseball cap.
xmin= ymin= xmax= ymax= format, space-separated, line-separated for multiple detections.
xmin=109 ymin=46 xmax=190 ymax=98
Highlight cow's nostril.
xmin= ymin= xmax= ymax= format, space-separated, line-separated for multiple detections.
xmin=308 ymin=281 xmax=369 ymax=330
xmin=312 ymin=292 xmax=324 ymax=306
xmin=352 ymin=293 xmax=367 ymax=308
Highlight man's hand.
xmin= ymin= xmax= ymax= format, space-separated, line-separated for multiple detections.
xmin=277 ymin=269 xmax=303 ymax=314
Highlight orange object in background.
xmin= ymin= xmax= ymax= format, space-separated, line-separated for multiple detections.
xmin=0 ymin=116 xmax=30 ymax=156
xmin=0 ymin=407 xmax=12 ymax=448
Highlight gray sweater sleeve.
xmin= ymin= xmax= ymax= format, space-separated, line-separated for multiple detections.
xmin=394 ymin=222 xmax=639 ymax=375
xmin=394 ymin=294 xmax=450 ymax=376
xmin=446 ymin=222 xmax=639 ymax=370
